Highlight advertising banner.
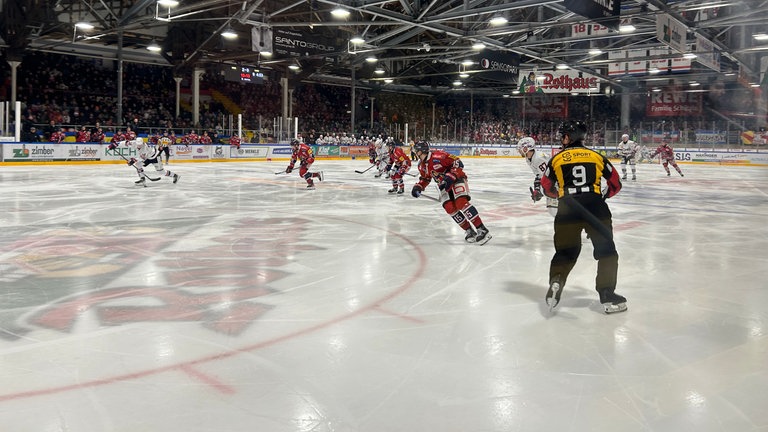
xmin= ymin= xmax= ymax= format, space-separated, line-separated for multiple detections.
xmin=656 ymin=14 xmax=688 ymax=54
xmin=646 ymin=88 xmax=702 ymax=117
xmin=518 ymin=69 xmax=600 ymax=94
xmin=523 ymin=94 xmax=569 ymax=118
xmin=473 ymin=50 xmax=520 ymax=83
xmin=608 ymin=50 xmax=627 ymax=77
xmin=230 ymin=146 xmax=269 ymax=159
xmin=695 ymin=34 xmax=721 ymax=72
xmin=695 ymin=130 xmax=727 ymax=146
xmin=563 ymin=0 xmax=621 ymax=30
xmin=272 ymin=28 xmax=340 ymax=59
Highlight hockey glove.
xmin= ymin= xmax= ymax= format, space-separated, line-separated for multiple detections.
xmin=108 ymin=143 xmax=118 ymax=150
xmin=411 ymin=184 xmax=423 ymax=198
xmin=127 ymin=157 xmax=137 ymax=166
xmin=285 ymin=166 xmax=293 ymax=174
xmin=438 ymin=176 xmax=454 ymax=191
xmin=530 ymin=186 xmax=543 ymax=202
xmin=534 ymin=177 xmax=541 ymax=190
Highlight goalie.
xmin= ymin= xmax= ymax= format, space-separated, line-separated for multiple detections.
xmin=109 ymin=137 xmax=180 ymax=186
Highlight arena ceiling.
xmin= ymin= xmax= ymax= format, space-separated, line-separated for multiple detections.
xmin=2 ymin=0 xmax=767 ymax=97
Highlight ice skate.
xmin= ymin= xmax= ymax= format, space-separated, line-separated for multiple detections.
xmin=599 ymin=290 xmax=627 ymax=314
xmin=621 ymin=174 xmax=627 ymax=180
xmin=545 ymin=280 xmax=562 ymax=312
xmin=474 ymin=227 xmax=492 ymax=245
xmin=317 ymin=171 xmax=324 ymax=182
xmin=135 ymin=177 xmax=146 ymax=186
xmin=374 ymin=172 xmax=382 ymax=178
xmin=306 ymin=181 xmax=315 ymax=190
xmin=632 ymin=176 xmax=636 ymax=181
xmin=464 ymin=228 xmax=477 ymax=243
xmin=388 ymin=187 xmax=398 ymax=194
xmin=397 ymin=188 xmax=404 ymax=195
xmin=173 ymin=173 xmax=180 ymax=184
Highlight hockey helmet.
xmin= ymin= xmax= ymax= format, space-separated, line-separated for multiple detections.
xmin=132 ymin=137 xmax=145 ymax=149
xmin=290 ymin=138 xmax=301 ymax=147
xmin=621 ymin=133 xmax=630 ymax=141
xmin=413 ymin=140 xmax=430 ymax=154
xmin=516 ymin=137 xmax=536 ymax=156
xmin=559 ymin=121 xmax=587 ymax=145
xmin=387 ymin=141 xmax=397 ymax=149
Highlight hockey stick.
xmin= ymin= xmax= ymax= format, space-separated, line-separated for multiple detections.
xmin=113 ymin=149 xmax=162 ymax=181
xmin=355 ymin=164 xmax=376 ymax=174
xmin=420 ymin=193 xmax=440 ymax=202
xmin=275 ymin=170 xmax=288 ymax=175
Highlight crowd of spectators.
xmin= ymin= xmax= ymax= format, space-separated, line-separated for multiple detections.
xmin=1 ymin=51 xmax=761 ymax=145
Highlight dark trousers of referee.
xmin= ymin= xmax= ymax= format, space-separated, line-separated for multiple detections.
xmin=549 ymin=193 xmax=618 ymax=295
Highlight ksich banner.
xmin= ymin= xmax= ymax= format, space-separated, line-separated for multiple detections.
xmin=271 ymin=28 xmax=340 ymax=58
xmin=522 ymin=95 xmax=569 ymax=118
xmin=518 ymin=69 xmax=600 ymax=94
xmin=645 ymin=88 xmax=702 ymax=117
xmin=563 ymin=0 xmax=621 ymax=30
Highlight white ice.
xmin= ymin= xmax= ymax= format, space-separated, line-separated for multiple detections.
xmin=1 ymin=159 xmax=767 ymax=432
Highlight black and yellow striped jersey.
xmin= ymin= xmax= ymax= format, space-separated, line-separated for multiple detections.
xmin=541 ymin=145 xmax=622 ymax=199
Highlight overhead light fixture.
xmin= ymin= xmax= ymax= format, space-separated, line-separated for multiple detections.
xmin=289 ymin=63 xmax=300 ymax=71
xmin=652 ymin=87 xmax=662 ymax=92
xmin=384 ymin=78 xmax=393 ymax=84
xmin=157 ymin=0 xmax=179 ymax=6
xmin=461 ymin=60 xmax=474 ymax=66
xmin=588 ymin=49 xmax=604 ymax=55
xmin=489 ymin=15 xmax=508 ymax=26
xmin=221 ymin=26 xmax=238 ymax=39
xmin=365 ymin=56 xmax=377 ymax=63
xmin=459 ymin=73 xmax=469 ymax=78
xmin=619 ymin=24 xmax=636 ymax=33
xmin=350 ymin=36 xmax=365 ymax=44
xmin=753 ymin=33 xmax=768 ymax=41
xmin=512 ymin=90 xmax=520 ymax=95
xmin=472 ymin=42 xmax=486 ymax=50
xmin=683 ymin=53 xmax=697 ymax=59
xmin=75 ymin=22 xmax=95 ymax=30
xmin=453 ymin=80 xmax=463 ymax=86
xmin=689 ymin=81 xmax=700 ymax=86
xmin=374 ymin=66 xmax=385 ymax=74
xmin=331 ymin=6 xmax=350 ymax=18
xmin=147 ymin=40 xmax=161 ymax=52
xmin=260 ymin=50 xmax=273 ymax=57
xmin=556 ymin=64 xmax=569 ymax=70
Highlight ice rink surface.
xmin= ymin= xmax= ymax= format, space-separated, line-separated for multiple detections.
xmin=1 ymin=158 xmax=767 ymax=432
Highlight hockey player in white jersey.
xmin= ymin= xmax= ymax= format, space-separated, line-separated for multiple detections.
xmin=373 ymin=136 xmax=391 ymax=178
xmin=617 ymin=134 xmax=640 ymax=180
xmin=517 ymin=137 xmax=557 ymax=217
xmin=111 ymin=137 xmax=180 ymax=186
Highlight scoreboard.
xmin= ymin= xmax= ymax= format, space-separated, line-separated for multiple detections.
xmin=224 ymin=66 xmax=265 ymax=84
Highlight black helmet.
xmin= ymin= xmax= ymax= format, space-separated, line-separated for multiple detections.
xmin=559 ymin=121 xmax=587 ymax=144
xmin=387 ymin=141 xmax=397 ymax=149
xmin=413 ymin=140 xmax=430 ymax=154
xmin=290 ymin=138 xmax=301 ymax=146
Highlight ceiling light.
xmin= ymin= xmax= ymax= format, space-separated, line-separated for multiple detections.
xmin=157 ymin=0 xmax=179 ymax=6
xmin=384 ymin=78 xmax=393 ymax=84
xmin=649 ymin=67 xmax=661 ymax=74
xmin=588 ymin=49 xmax=604 ymax=55
xmin=489 ymin=15 xmax=508 ymax=26
xmin=512 ymin=90 xmax=520 ymax=95
xmin=619 ymin=24 xmax=636 ymax=33
xmin=350 ymin=36 xmax=365 ymax=44
xmin=221 ymin=26 xmax=238 ymax=39
xmin=331 ymin=7 xmax=350 ymax=18
xmin=374 ymin=67 xmax=385 ymax=74
xmin=289 ymin=63 xmax=300 ymax=70
xmin=75 ymin=22 xmax=94 ymax=30
xmin=365 ymin=56 xmax=377 ymax=63
xmin=461 ymin=60 xmax=474 ymax=66
xmin=690 ymin=81 xmax=700 ymax=86
xmin=753 ymin=33 xmax=768 ymax=41
xmin=472 ymin=42 xmax=486 ymax=50
xmin=652 ymin=87 xmax=662 ymax=92
xmin=147 ymin=40 xmax=161 ymax=52
xmin=260 ymin=50 xmax=273 ymax=57
xmin=683 ymin=53 xmax=697 ymax=59
xmin=453 ymin=80 xmax=463 ymax=86
xmin=556 ymin=64 xmax=569 ymax=70
xmin=459 ymin=73 xmax=469 ymax=78
xmin=750 ymin=83 xmax=760 ymax=87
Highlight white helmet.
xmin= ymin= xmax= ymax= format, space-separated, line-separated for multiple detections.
xmin=517 ymin=137 xmax=536 ymax=156
xmin=132 ymin=137 xmax=145 ymax=149
xmin=621 ymin=134 xmax=629 ymax=141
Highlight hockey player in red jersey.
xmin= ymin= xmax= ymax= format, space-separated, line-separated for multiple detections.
xmin=649 ymin=141 xmax=684 ymax=177
xmin=286 ymin=139 xmax=324 ymax=189
xmin=410 ymin=141 xmax=491 ymax=244
xmin=385 ymin=141 xmax=411 ymax=194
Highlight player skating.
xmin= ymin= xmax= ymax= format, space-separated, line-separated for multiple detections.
xmin=384 ymin=141 xmax=412 ymax=194
xmin=373 ymin=136 xmax=390 ymax=178
xmin=517 ymin=137 xmax=558 ymax=217
xmin=410 ymin=141 xmax=491 ymax=245
xmin=109 ymin=137 xmax=180 ymax=186
xmin=540 ymin=121 xmax=626 ymax=314
xmin=617 ymin=133 xmax=640 ymax=180
xmin=285 ymin=139 xmax=324 ymax=189
xmin=649 ymin=141 xmax=684 ymax=177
